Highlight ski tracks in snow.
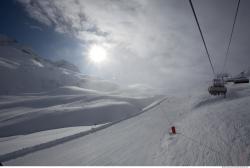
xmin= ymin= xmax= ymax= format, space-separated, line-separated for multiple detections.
xmin=4 ymin=90 xmax=250 ymax=165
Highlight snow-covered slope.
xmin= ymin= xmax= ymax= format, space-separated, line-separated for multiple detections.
xmin=3 ymin=83 xmax=250 ymax=166
xmin=0 ymin=34 xmax=163 ymax=139
xmin=0 ymin=124 xmax=108 ymax=157
xmin=0 ymin=90 xmax=159 ymax=137
xmin=53 ymin=60 xmax=80 ymax=73
xmin=0 ymin=37 xmax=120 ymax=94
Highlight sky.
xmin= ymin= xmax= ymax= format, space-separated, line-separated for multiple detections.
xmin=1 ymin=0 xmax=250 ymax=91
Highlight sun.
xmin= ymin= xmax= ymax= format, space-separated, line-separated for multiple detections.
xmin=88 ymin=45 xmax=107 ymax=64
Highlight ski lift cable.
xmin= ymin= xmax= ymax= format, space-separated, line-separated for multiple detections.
xmin=222 ymin=0 xmax=241 ymax=73
xmin=189 ymin=0 xmax=216 ymax=76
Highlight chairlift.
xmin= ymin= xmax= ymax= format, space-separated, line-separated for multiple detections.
xmin=232 ymin=72 xmax=249 ymax=84
xmin=233 ymin=77 xmax=249 ymax=84
xmin=189 ymin=0 xmax=242 ymax=97
xmin=208 ymin=78 xmax=227 ymax=97
xmin=224 ymin=77 xmax=234 ymax=83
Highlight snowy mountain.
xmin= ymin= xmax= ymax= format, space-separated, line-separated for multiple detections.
xmin=0 ymin=34 xmax=163 ymax=139
xmin=0 ymin=35 xmax=118 ymax=94
xmin=53 ymin=59 xmax=80 ymax=73
xmin=0 ymin=34 xmax=17 ymax=45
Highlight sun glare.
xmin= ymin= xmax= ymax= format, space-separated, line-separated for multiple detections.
xmin=89 ymin=45 xmax=107 ymax=64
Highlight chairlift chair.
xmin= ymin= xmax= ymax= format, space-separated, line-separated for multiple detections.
xmin=208 ymin=78 xmax=227 ymax=96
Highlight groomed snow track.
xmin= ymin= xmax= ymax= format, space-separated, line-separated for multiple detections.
xmin=0 ymin=97 xmax=167 ymax=163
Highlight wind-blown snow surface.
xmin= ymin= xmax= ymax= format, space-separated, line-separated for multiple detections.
xmin=0 ymin=88 xmax=159 ymax=137
xmin=2 ymin=83 xmax=250 ymax=165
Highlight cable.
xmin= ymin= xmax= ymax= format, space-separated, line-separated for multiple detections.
xmin=223 ymin=0 xmax=241 ymax=73
xmin=189 ymin=0 xmax=216 ymax=76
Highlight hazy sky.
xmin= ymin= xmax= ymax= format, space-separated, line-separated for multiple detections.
xmin=1 ymin=0 xmax=250 ymax=90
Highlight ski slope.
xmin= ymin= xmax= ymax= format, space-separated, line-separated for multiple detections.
xmin=0 ymin=34 xmax=165 ymax=165
xmin=0 ymin=124 xmax=108 ymax=157
xmin=3 ymin=84 xmax=250 ymax=166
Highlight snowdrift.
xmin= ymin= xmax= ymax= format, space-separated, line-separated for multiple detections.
xmin=0 ymin=86 xmax=161 ymax=137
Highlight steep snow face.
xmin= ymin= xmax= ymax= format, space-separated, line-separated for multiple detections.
xmin=0 ymin=44 xmax=75 ymax=94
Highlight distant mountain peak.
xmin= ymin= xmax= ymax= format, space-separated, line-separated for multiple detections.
xmin=0 ymin=34 xmax=17 ymax=45
xmin=54 ymin=59 xmax=80 ymax=73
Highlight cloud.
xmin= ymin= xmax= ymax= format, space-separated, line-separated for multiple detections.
xmin=18 ymin=0 xmax=110 ymax=42
xmin=25 ymin=22 xmax=43 ymax=31
xmin=29 ymin=25 xmax=43 ymax=31
xmin=17 ymin=0 xmax=246 ymax=91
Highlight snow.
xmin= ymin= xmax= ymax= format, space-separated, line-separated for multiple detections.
xmin=2 ymin=84 xmax=250 ymax=166
xmin=0 ymin=124 xmax=107 ymax=157
xmin=54 ymin=60 xmax=80 ymax=72
xmin=31 ymin=59 xmax=44 ymax=67
xmin=41 ymin=86 xmax=102 ymax=95
xmin=0 ymin=90 xmax=158 ymax=137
